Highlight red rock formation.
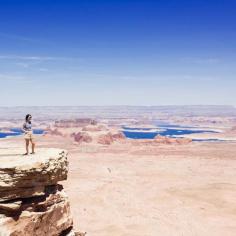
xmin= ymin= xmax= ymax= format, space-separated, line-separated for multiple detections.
xmin=97 ymin=132 xmax=126 ymax=145
xmin=154 ymin=135 xmax=192 ymax=144
xmin=97 ymin=132 xmax=114 ymax=145
xmin=112 ymin=132 xmax=126 ymax=140
xmin=71 ymin=132 xmax=93 ymax=144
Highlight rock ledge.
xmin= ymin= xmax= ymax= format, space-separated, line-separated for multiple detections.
xmin=0 ymin=148 xmax=77 ymax=236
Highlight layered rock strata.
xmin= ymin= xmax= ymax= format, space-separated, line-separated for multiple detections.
xmin=0 ymin=148 xmax=77 ymax=236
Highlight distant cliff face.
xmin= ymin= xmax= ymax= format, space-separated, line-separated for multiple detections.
xmin=0 ymin=148 xmax=81 ymax=236
xmin=55 ymin=119 xmax=97 ymax=128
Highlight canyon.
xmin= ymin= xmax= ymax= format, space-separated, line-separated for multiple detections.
xmin=0 ymin=106 xmax=236 ymax=235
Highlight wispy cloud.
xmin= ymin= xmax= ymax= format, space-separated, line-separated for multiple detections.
xmin=0 ymin=54 xmax=81 ymax=71
xmin=39 ymin=68 xmax=49 ymax=72
xmin=0 ymin=32 xmax=40 ymax=43
xmin=181 ymin=57 xmax=221 ymax=64
xmin=0 ymin=32 xmax=57 ymax=46
xmin=181 ymin=74 xmax=220 ymax=81
xmin=0 ymin=73 xmax=33 ymax=83
xmin=15 ymin=62 xmax=31 ymax=68
xmin=0 ymin=55 xmax=72 ymax=61
xmin=193 ymin=58 xmax=220 ymax=64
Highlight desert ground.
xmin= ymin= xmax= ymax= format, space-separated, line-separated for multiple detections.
xmin=0 ymin=106 xmax=236 ymax=236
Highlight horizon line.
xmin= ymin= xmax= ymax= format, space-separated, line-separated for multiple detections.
xmin=0 ymin=105 xmax=235 ymax=108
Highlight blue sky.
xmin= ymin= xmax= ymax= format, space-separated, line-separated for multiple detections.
xmin=0 ymin=0 xmax=235 ymax=106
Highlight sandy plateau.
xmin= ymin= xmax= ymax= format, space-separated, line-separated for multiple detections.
xmin=0 ymin=106 xmax=236 ymax=236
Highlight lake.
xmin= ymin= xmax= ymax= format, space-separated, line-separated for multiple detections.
xmin=0 ymin=128 xmax=44 ymax=138
xmin=122 ymin=125 xmax=219 ymax=141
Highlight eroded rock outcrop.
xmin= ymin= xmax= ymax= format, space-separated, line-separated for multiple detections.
xmin=0 ymin=148 xmax=78 ymax=236
xmin=97 ymin=132 xmax=125 ymax=145
xmin=154 ymin=135 xmax=192 ymax=144
xmin=71 ymin=132 xmax=93 ymax=144
xmin=97 ymin=132 xmax=114 ymax=145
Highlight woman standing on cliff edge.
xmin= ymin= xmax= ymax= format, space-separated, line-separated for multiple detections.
xmin=22 ymin=114 xmax=35 ymax=155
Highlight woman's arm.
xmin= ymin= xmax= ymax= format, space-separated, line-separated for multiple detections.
xmin=22 ymin=123 xmax=27 ymax=133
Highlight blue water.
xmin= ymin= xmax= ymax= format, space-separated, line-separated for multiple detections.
xmin=123 ymin=131 xmax=159 ymax=139
xmin=192 ymin=139 xmax=220 ymax=142
xmin=0 ymin=128 xmax=44 ymax=138
xmin=122 ymin=125 xmax=219 ymax=141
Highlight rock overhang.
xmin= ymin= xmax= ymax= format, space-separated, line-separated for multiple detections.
xmin=0 ymin=148 xmax=68 ymax=202
xmin=0 ymin=148 xmax=79 ymax=236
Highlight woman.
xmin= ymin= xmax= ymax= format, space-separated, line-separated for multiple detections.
xmin=22 ymin=114 xmax=35 ymax=155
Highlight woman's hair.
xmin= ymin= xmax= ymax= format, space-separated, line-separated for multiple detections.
xmin=25 ymin=114 xmax=32 ymax=123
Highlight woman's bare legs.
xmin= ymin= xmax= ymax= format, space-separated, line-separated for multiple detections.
xmin=30 ymin=139 xmax=35 ymax=154
xmin=24 ymin=139 xmax=29 ymax=155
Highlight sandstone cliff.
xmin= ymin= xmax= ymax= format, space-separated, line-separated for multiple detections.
xmin=0 ymin=148 xmax=80 ymax=236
